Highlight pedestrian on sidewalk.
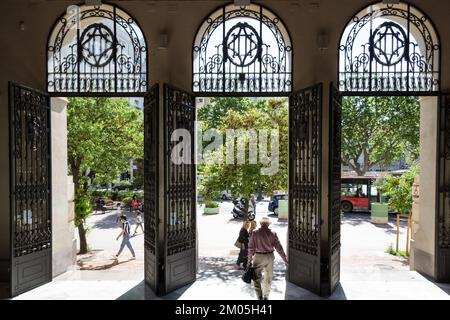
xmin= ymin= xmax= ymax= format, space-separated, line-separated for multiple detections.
xmin=248 ymin=217 xmax=288 ymax=300
xmin=235 ymin=220 xmax=250 ymax=269
xmin=115 ymin=214 xmax=136 ymax=259
xmin=131 ymin=195 xmax=140 ymax=212
xmin=250 ymin=194 xmax=257 ymax=214
xmin=133 ymin=210 xmax=144 ymax=235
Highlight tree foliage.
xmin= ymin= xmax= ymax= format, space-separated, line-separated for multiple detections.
xmin=342 ymin=96 xmax=419 ymax=175
xmin=67 ymin=97 xmax=143 ymax=253
xmin=197 ymin=97 xmax=265 ymax=130
xmin=377 ymin=162 xmax=419 ymax=215
xmin=199 ymin=98 xmax=288 ymax=220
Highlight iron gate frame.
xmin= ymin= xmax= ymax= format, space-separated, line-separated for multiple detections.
xmin=288 ymin=83 xmax=323 ymax=295
xmin=162 ymin=83 xmax=197 ymax=295
xmin=8 ymin=82 xmax=52 ymax=297
xmin=327 ymin=83 xmax=342 ymax=296
xmin=143 ymin=84 xmax=161 ymax=293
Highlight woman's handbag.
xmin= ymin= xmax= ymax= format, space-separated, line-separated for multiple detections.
xmin=234 ymin=239 xmax=243 ymax=249
xmin=242 ymin=265 xmax=256 ymax=284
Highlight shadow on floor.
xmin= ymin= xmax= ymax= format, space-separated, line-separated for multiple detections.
xmin=116 ymin=280 xmax=193 ymax=300
xmin=435 ymin=283 xmax=450 ymax=295
xmin=117 ymin=256 xmax=293 ymax=300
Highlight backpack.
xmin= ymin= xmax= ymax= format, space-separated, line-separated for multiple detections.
xmin=122 ymin=221 xmax=131 ymax=234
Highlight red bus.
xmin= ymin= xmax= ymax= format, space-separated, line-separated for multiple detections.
xmin=340 ymin=176 xmax=380 ymax=212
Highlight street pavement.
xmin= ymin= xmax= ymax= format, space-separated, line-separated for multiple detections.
xmin=12 ymin=200 xmax=450 ymax=300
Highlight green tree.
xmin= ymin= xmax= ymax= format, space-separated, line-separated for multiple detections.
xmin=199 ymin=98 xmax=288 ymax=220
xmin=197 ymin=97 xmax=265 ymax=130
xmin=342 ymin=96 xmax=419 ymax=175
xmin=67 ymin=97 xmax=143 ymax=253
xmin=377 ymin=162 xmax=419 ymax=215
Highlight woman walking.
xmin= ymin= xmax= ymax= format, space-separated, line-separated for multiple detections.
xmin=249 ymin=220 xmax=257 ymax=236
xmin=236 ymin=220 xmax=250 ymax=269
xmin=115 ymin=214 xmax=136 ymax=260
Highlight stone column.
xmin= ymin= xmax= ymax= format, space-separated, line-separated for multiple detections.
xmin=410 ymin=96 xmax=438 ymax=278
xmin=51 ymin=97 xmax=76 ymax=277
xmin=410 ymin=176 xmax=420 ymax=268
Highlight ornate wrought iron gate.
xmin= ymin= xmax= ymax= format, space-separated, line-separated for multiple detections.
xmin=9 ymin=83 xmax=52 ymax=297
xmin=144 ymin=84 xmax=160 ymax=292
xmin=437 ymin=93 xmax=450 ymax=282
xmin=327 ymin=83 xmax=342 ymax=295
xmin=288 ymin=84 xmax=322 ymax=294
xmin=162 ymin=84 xmax=196 ymax=294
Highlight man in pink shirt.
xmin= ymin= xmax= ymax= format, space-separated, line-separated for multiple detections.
xmin=248 ymin=217 xmax=288 ymax=300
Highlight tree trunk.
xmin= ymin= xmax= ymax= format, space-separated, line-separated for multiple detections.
xmin=78 ymin=223 xmax=88 ymax=254
xmin=70 ymin=159 xmax=90 ymax=254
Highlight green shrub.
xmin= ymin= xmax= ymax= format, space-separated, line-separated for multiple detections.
xmin=122 ymin=197 xmax=133 ymax=207
xmin=111 ymin=190 xmax=120 ymax=201
xmin=205 ymin=201 xmax=219 ymax=208
xmin=385 ymin=243 xmax=409 ymax=257
xmin=91 ymin=190 xmax=108 ymax=200
xmin=116 ymin=180 xmax=132 ymax=186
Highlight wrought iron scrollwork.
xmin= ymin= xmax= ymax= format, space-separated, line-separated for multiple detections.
xmin=9 ymin=83 xmax=52 ymax=258
xmin=144 ymin=85 xmax=159 ymax=256
xmin=79 ymin=23 xmax=116 ymax=68
xmin=329 ymin=84 xmax=342 ymax=256
xmin=164 ymin=85 xmax=196 ymax=256
xmin=47 ymin=4 xmax=147 ymax=94
xmin=193 ymin=4 xmax=292 ymax=94
xmin=339 ymin=2 xmax=440 ymax=93
xmin=289 ymin=85 xmax=322 ymax=255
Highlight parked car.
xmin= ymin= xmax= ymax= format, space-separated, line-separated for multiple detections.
xmin=112 ymin=184 xmax=132 ymax=191
xmin=221 ymin=190 xmax=232 ymax=200
xmin=268 ymin=193 xmax=288 ymax=215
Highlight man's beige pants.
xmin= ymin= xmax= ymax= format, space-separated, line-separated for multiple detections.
xmin=253 ymin=252 xmax=275 ymax=298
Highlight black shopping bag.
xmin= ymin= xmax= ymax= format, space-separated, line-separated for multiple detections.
xmin=242 ymin=265 xmax=256 ymax=283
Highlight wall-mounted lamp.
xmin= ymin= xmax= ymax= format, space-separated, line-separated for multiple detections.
xmin=317 ymin=31 xmax=329 ymax=51
xmin=19 ymin=21 xmax=26 ymax=31
xmin=234 ymin=0 xmax=251 ymax=6
xmin=158 ymin=33 xmax=169 ymax=49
